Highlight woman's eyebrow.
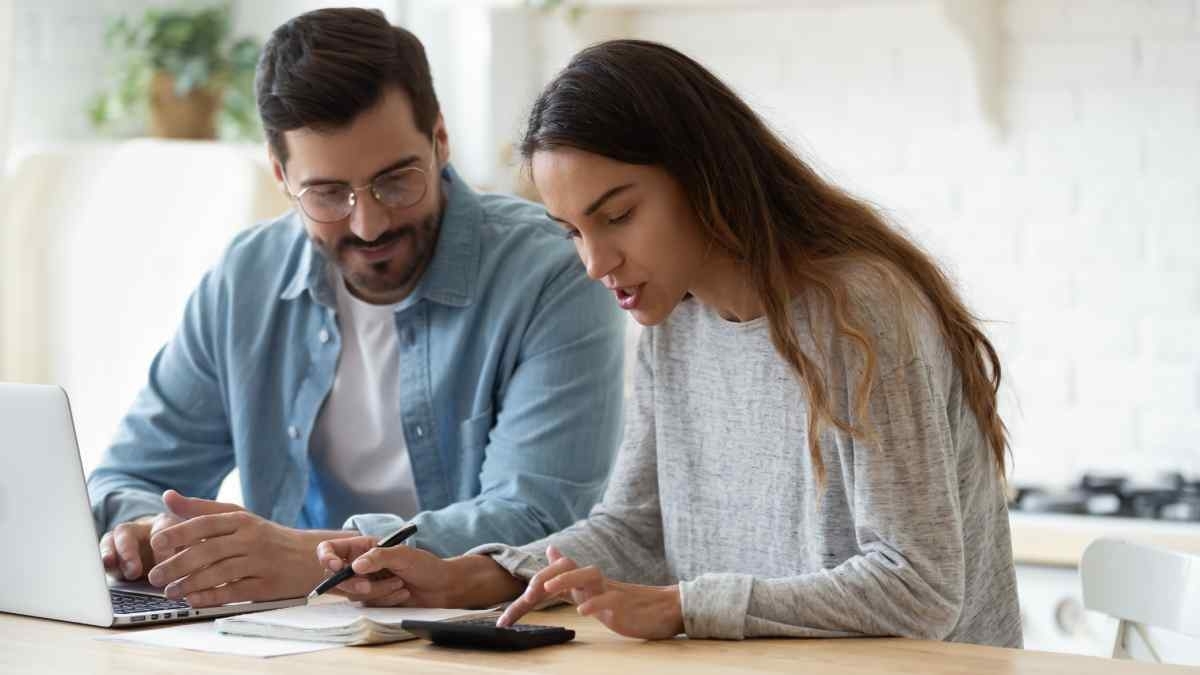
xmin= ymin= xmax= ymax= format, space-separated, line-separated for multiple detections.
xmin=546 ymin=182 xmax=635 ymax=224
xmin=584 ymin=183 xmax=634 ymax=215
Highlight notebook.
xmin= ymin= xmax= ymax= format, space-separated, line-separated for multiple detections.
xmin=214 ymin=601 xmax=501 ymax=646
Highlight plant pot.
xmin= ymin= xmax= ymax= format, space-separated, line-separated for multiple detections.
xmin=148 ymin=71 xmax=223 ymax=140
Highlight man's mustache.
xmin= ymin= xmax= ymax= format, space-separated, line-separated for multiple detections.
xmin=338 ymin=226 xmax=414 ymax=252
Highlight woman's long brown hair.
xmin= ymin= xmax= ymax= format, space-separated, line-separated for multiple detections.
xmin=521 ymin=40 xmax=1008 ymax=481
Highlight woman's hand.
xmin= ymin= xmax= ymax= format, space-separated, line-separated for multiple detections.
xmin=315 ymin=536 xmax=524 ymax=608
xmin=498 ymin=545 xmax=684 ymax=640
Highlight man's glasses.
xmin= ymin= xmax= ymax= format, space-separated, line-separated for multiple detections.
xmin=284 ymin=140 xmax=439 ymax=224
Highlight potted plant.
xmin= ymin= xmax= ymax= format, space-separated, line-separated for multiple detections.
xmin=88 ymin=4 xmax=261 ymax=141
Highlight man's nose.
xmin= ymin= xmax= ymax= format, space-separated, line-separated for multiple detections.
xmin=348 ymin=188 xmax=389 ymax=242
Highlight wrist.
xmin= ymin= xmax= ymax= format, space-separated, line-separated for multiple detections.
xmin=449 ymin=554 xmax=525 ymax=608
xmin=665 ymin=584 xmax=685 ymax=635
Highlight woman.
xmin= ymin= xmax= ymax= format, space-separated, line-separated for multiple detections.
xmin=315 ymin=39 xmax=1022 ymax=647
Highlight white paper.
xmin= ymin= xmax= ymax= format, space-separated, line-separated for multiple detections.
xmin=215 ymin=601 xmax=500 ymax=645
xmin=98 ymin=620 xmax=342 ymax=658
xmin=222 ymin=601 xmax=494 ymax=629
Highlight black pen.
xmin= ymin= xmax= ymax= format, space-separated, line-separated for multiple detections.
xmin=308 ymin=523 xmax=418 ymax=599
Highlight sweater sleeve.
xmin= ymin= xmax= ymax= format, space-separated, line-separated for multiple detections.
xmin=680 ymin=355 xmax=967 ymax=640
xmin=467 ymin=327 xmax=672 ymax=586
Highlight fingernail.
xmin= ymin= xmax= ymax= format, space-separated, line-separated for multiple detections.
xmin=164 ymin=583 xmax=181 ymax=600
xmin=150 ymin=536 xmax=165 ymax=552
xmin=353 ymin=580 xmax=370 ymax=594
xmin=123 ymin=563 xmax=137 ymax=577
xmin=328 ymin=558 xmax=342 ymax=571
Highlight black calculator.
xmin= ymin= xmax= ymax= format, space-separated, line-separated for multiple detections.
xmin=401 ymin=617 xmax=575 ymax=650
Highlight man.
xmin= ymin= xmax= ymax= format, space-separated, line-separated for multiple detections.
xmin=87 ymin=8 xmax=624 ymax=608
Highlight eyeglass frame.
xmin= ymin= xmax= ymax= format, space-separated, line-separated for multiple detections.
xmin=281 ymin=137 xmax=441 ymax=224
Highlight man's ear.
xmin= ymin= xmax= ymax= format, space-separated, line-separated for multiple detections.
xmin=432 ymin=114 xmax=450 ymax=167
xmin=268 ymin=148 xmax=288 ymax=195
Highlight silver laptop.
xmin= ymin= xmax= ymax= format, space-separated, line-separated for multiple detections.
xmin=0 ymin=383 xmax=304 ymax=627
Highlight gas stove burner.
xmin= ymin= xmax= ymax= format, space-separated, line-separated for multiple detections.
xmin=1161 ymin=498 xmax=1200 ymax=522
xmin=1011 ymin=472 xmax=1200 ymax=522
xmin=1123 ymin=489 xmax=1180 ymax=519
xmin=1083 ymin=493 xmax=1121 ymax=517
xmin=1015 ymin=489 xmax=1087 ymax=515
xmin=1078 ymin=474 xmax=1127 ymax=495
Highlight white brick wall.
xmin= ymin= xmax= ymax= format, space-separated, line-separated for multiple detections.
xmin=10 ymin=1 xmax=1196 ymax=490
xmin=616 ymin=0 xmax=1200 ymax=487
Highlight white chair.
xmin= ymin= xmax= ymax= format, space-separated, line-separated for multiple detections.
xmin=1080 ymin=537 xmax=1200 ymax=665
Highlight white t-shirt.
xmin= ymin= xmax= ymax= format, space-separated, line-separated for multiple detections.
xmin=310 ymin=274 xmax=420 ymax=521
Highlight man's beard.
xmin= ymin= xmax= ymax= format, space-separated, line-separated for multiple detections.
xmin=321 ymin=211 xmax=441 ymax=299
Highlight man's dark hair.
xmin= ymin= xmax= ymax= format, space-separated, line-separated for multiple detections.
xmin=256 ymin=8 xmax=440 ymax=164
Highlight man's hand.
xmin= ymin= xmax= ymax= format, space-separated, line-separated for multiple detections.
xmin=497 ymin=545 xmax=684 ymax=640
xmin=99 ymin=511 xmax=184 ymax=582
xmin=145 ymin=490 xmax=346 ymax=607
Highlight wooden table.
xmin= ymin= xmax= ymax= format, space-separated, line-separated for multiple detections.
xmin=0 ymin=607 xmax=1193 ymax=674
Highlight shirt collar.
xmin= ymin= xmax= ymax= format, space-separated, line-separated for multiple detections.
xmin=280 ymin=163 xmax=482 ymax=309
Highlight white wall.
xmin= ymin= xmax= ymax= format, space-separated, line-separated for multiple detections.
xmin=8 ymin=0 xmax=202 ymax=148
xmin=5 ymin=0 xmax=408 ymax=152
xmin=603 ymin=0 xmax=1200 ymax=487
xmin=0 ymin=1 xmax=13 ymax=159
xmin=5 ymin=0 xmax=1197 ymax=490
xmin=231 ymin=0 xmax=403 ymax=39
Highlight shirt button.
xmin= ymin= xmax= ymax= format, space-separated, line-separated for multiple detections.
xmin=415 ymin=425 xmax=424 ymax=438
xmin=287 ymin=425 xmax=299 ymax=440
xmin=318 ymin=329 xmax=330 ymax=344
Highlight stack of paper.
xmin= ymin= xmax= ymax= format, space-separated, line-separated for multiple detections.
xmin=215 ymin=601 xmax=499 ymax=646
xmin=99 ymin=621 xmax=341 ymax=658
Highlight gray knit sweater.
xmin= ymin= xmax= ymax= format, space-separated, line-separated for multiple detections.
xmin=469 ymin=277 xmax=1022 ymax=647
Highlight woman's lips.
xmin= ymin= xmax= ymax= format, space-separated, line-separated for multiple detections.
xmin=614 ymin=284 xmax=644 ymax=310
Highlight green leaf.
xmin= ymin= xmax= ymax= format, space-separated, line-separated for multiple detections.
xmin=87 ymin=2 xmax=263 ymax=137
xmin=87 ymin=94 xmax=110 ymax=128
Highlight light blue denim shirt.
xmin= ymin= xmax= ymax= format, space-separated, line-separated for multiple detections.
xmin=87 ymin=165 xmax=625 ymax=557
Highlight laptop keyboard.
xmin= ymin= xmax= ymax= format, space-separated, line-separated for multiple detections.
xmin=110 ymin=589 xmax=190 ymax=615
